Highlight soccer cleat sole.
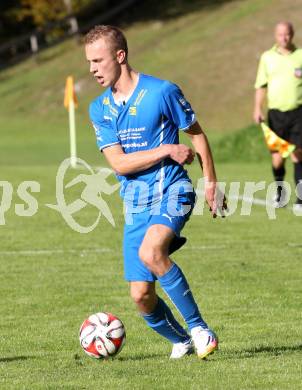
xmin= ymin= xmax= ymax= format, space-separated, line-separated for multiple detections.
xmin=197 ymin=341 xmax=218 ymax=359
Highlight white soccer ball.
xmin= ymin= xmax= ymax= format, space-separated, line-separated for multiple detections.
xmin=79 ymin=312 xmax=126 ymax=359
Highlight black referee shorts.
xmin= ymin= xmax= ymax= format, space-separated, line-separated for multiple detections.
xmin=268 ymin=105 xmax=302 ymax=148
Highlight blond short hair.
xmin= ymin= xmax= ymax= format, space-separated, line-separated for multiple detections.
xmin=84 ymin=25 xmax=128 ymax=59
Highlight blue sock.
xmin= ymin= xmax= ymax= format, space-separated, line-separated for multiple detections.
xmin=142 ymin=297 xmax=191 ymax=344
xmin=158 ymin=263 xmax=208 ymax=331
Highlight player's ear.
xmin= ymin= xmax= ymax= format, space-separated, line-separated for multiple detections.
xmin=116 ymin=49 xmax=126 ymax=64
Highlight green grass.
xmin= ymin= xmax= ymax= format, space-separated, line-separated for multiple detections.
xmin=1 ymin=0 xmax=302 ymax=388
xmin=1 ymin=159 xmax=302 ymax=389
xmin=212 ymin=124 xmax=270 ymax=162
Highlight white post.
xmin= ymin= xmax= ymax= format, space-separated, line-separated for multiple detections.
xmin=69 ymin=99 xmax=77 ymax=168
xmin=30 ymin=35 xmax=38 ymax=53
xmin=69 ymin=17 xmax=79 ymax=34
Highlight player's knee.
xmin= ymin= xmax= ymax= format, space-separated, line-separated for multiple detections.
xmin=139 ymin=245 xmax=162 ymax=267
xmin=130 ymin=285 xmax=152 ymax=306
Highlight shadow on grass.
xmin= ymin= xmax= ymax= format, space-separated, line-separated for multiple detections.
xmin=0 ymin=356 xmax=35 ymax=363
xmin=116 ymin=353 xmax=166 ymax=361
xmin=244 ymin=344 xmax=302 ymax=356
xmin=224 ymin=344 xmax=302 ymax=360
xmin=74 ymin=352 xmax=165 ymax=364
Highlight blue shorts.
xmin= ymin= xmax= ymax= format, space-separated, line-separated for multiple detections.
xmin=123 ymin=190 xmax=196 ymax=282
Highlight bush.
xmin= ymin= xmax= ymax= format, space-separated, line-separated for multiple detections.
xmin=212 ymin=124 xmax=270 ymax=162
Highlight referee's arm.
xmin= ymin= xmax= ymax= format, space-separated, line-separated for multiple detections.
xmin=253 ymin=53 xmax=268 ymax=124
xmin=253 ymin=87 xmax=267 ymax=124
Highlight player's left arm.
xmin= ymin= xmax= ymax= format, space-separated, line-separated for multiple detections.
xmin=185 ymin=122 xmax=225 ymax=217
xmin=160 ymin=81 xmax=226 ymax=216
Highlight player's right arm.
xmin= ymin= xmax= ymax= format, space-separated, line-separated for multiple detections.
xmin=90 ymin=98 xmax=194 ymax=176
xmin=102 ymin=144 xmax=194 ymax=176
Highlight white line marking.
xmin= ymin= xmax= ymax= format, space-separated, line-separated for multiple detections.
xmin=288 ymin=243 xmax=302 ymax=248
xmin=181 ymin=245 xmax=227 ymax=250
xmin=233 ymin=195 xmax=270 ymax=206
xmin=232 ymin=195 xmax=293 ymax=211
xmin=196 ymin=190 xmax=273 ymax=207
xmin=0 ymin=248 xmax=113 ymax=256
xmin=1 ymin=245 xmax=226 ymax=256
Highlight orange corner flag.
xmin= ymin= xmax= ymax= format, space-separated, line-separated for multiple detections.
xmin=64 ymin=76 xmax=78 ymax=109
xmin=260 ymin=122 xmax=295 ymax=158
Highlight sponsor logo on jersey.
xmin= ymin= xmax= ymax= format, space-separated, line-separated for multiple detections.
xmin=123 ymin=141 xmax=147 ymax=148
xmin=129 ymin=106 xmax=137 ymax=116
xmin=118 ymin=127 xmax=146 ymax=135
xmin=103 ymin=97 xmax=110 ymax=105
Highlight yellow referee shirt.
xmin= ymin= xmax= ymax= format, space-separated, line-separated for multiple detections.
xmin=255 ymin=45 xmax=302 ymax=111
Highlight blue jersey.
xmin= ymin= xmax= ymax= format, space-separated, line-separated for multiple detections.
xmin=89 ymin=74 xmax=196 ymax=210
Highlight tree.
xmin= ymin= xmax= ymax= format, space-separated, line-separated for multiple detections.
xmin=16 ymin=0 xmax=67 ymax=27
xmin=8 ymin=0 xmax=93 ymax=29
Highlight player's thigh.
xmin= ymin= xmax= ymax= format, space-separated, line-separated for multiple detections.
xmin=139 ymin=225 xmax=174 ymax=276
xmin=123 ymin=213 xmax=157 ymax=282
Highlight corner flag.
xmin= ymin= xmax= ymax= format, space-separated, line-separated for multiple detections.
xmin=64 ymin=76 xmax=78 ymax=168
xmin=260 ymin=122 xmax=295 ymax=158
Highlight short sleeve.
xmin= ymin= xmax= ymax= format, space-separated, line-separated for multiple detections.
xmin=254 ymin=53 xmax=268 ymax=89
xmin=89 ymin=99 xmax=120 ymax=151
xmin=161 ymin=82 xmax=196 ymax=131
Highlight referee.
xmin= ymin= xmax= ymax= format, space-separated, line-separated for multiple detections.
xmin=253 ymin=21 xmax=302 ymax=209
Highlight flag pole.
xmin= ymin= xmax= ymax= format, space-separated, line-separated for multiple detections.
xmin=69 ymin=98 xmax=77 ymax=168
xmin=64 ymin=75 xmax=78 ymax=168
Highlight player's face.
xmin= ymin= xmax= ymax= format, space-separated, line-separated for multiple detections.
xmin=275 ymin=24 xmax=293 ymax=49
xmin=85 ymin=38 xmax=121 ymax=88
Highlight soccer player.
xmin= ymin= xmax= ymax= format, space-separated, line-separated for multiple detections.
xmin=253 ymin=21 xmax=302 ymax=209
xmin=85 ymin=25 xmax=225 ymax=359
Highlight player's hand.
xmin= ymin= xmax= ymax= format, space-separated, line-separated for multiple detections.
xmin=205 ymin=181 xmax=228 ymax=218
xmin=253 ymin=108 xmax=265 ymax=124
xmin=169 ymin=144 xmax=195 ymax=165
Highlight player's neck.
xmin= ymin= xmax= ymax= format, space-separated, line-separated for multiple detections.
xmin=112 ymin=66 xmax=139 ymax=101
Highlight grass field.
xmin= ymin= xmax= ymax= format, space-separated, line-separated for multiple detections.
xmin=1 ymin=158 xmax=302 ymax=390
xmin=1 ymin=0 xmax=302 ymax=388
